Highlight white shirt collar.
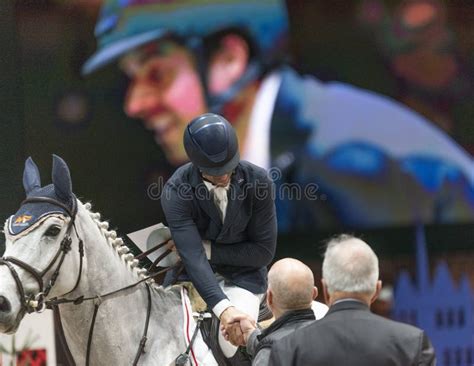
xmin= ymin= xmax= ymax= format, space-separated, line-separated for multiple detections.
xmin=241 ymin=71 xmax=282 ymax=170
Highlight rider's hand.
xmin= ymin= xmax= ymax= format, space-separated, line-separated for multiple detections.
xmin=221 ymin=314 xmax=256 ymax=345
xmin=219 ymin=307 xmax=248 ymax=346
xmin=167 ymin=239 xmax=210 ymax=260
xmin=165 ymin=239 xmax=181 ymax=260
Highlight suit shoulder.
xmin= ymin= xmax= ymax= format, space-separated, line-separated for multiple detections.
xmin=326 ymin=80 xmax=424 ymax=119
xmin=164 ymin=163 xmax=193 ymax=187
xmin=374 ymin=313 xmax=425 ymax=336
xmin=288 ymin=310 xmax=426 ymax=344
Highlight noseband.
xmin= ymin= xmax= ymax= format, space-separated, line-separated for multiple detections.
xmin=0 ymin=196 xmax=84 ymax=314
xmin=1 ymin=197 xmax=180 ymax=366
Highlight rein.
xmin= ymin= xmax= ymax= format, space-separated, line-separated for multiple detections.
xmin=1 ymin=197 xmax=177 ymax=366
xmin=46 ymin=265 xmax=175 ymax=307
xmin=47 ymin=265 xmax=175 ymax=366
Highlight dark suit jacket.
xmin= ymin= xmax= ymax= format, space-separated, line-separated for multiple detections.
xmin=270 ymin=68 xmax=474 ymax=231
xmin=247 ymin=308 xmax=315 ymax=366
xmin=269 ymin=300 xmax=436 ymax=366
xmin=161 ymin=161 xmax=277 ymax=308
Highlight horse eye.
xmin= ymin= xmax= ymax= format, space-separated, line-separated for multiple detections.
xmin=44 ymin=225 xmax=61 ymax=237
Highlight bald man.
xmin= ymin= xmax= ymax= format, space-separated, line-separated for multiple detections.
xmin=221 ymin=258 xmax=328 ymax=366
xmin=269 ymin=235 xmax=435 ymax=366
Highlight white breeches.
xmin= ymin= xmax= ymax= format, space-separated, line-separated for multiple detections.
xmin=215 ymin=276 xmax=262 ymax=358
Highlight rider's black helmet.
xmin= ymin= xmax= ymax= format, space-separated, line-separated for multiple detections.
xmin=184 ymin=113 xmax=239 ymax=176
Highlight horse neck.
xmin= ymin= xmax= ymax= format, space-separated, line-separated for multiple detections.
xmin=75 ymin=202 xmax=137 ymax=293
xmin=59 ymin=202 xmax=185 ymax=365
xmin=59 ymin=202 xmax=150 ymax=363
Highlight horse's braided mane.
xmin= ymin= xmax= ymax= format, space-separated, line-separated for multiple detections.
xmin=83 ymin=201 xmax=160 ymax=289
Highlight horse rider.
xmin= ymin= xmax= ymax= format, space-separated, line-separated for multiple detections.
xmin=83 ymin=0 xmax=474 ymax=232
xmin=160 ymin=113 xmax=277 ymax=363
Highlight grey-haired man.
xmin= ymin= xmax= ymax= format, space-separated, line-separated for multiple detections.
xmin=269 ymin=235 xmax=435 ymax=366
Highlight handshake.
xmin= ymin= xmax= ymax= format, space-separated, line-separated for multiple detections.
xmin=219 ymin=306 xmax=257 ymax=347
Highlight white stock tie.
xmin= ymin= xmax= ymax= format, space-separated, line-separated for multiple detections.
xmin=212 ymin=186 xmax=229 ymax=222
xmin=204 ymin=181 xmax=229 ymax=222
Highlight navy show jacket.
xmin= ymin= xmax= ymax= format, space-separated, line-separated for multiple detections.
xmin=161 ymin=161 xmax=277 ymax=308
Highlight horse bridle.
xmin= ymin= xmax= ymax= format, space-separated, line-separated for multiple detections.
xmin=0 ymin=196 xmax=84 ymax=314
xmin=0 ymin=196 xmax=182 ymax=366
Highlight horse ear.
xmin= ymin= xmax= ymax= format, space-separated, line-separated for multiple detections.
xmin=23 ymin=157 xmax=42 ymax=195
xmin=52 ymin=154 xmax=73 ymax=202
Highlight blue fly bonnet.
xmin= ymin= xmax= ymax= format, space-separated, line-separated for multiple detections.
xmin=8 ymin=155 xmax=75 ymax=236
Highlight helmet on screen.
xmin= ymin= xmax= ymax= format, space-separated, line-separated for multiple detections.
xmin=183 ymin=113 xmax=239 ymax=176
xmin=82 ymin=0 xmax=289 ymax=76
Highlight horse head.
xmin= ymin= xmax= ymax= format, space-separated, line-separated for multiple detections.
xmin=0 ymin=156 xmax=194 ymax=365
xmin=0 ymin=155 xmax=82 ymax=333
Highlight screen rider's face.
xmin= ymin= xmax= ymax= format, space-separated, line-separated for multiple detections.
xmin=120 ymin=42 xmax=207 ymax=166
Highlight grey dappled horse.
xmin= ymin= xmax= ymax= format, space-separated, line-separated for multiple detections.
xmin=0 ymin=156 xmax=217 ymax=365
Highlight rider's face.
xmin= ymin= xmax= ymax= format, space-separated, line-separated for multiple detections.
xmin=202 ymin=172 xmax=232 ymax=187
xmin=120 ymin=42 xmax=207 ymax=166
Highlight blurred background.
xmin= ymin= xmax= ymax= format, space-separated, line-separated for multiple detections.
xmin=1 ymin=0 xmax=473 ymax=364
